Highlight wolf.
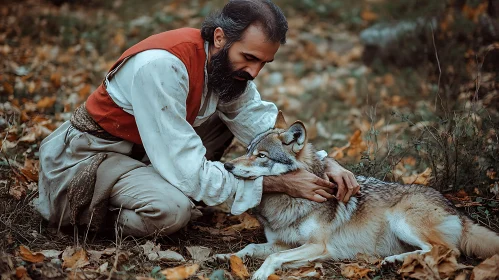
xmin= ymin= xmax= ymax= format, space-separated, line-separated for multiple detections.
xmin=216 ymin=112 xmax=499 ymax=280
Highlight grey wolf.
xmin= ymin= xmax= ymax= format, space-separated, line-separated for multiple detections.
xmin=217 ymin=112 xmax=499 ymax=280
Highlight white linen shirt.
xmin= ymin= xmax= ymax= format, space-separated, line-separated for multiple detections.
xmin=104 ymin=44 xmax=278 ymax=215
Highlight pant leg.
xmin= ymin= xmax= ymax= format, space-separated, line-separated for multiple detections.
xmin=194 ymin=112 xmax=234 ymax=161
xmin=108 ymin=165 xmax=192 ymax=237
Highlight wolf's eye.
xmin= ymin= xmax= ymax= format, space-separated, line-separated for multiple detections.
xmin=257 ymin=153 xmax=267 ymax=158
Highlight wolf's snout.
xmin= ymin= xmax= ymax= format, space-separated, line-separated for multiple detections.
xmin=224 ymin=162 xmax=235 ymax=171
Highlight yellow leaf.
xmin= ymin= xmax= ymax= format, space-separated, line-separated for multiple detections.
xmin=19 ymin=245 xmax=45 ymax=263
xmin=161 ymin=264 xmax=199 ymax=280
xmin=223 ymin=212 xmax=260 ymax=232
xmin=472 ymin=254 xmax=499 ymax=280
xmin=340 ymin=263 xmax=372 ymax=279
xmin=401 ymin=167 xmax=432 ymax=185
xmin=36 ymin=96 xmax=56 ymax=109
xmin=230 ymin=255 xmax=249 ymax=279
xmin=361 ymin=10 xmax=378 ymax=22
xmin=62 ymin=248 xmax=89 ymax=269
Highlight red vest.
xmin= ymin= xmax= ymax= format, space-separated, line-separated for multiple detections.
xmin=86 ymin=28 xmax=206 ymax=144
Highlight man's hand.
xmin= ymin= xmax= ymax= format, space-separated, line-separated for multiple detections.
xmin=262 ymin=169 xmax=335 ymax=202
xmin=323 ymin=157 xmax=360 ymax=203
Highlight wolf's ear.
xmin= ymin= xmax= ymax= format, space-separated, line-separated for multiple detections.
xmin=274 ymin=110 xmax=288 ymax=129
xmin=280 ymin=121 xmax=307 ymax=154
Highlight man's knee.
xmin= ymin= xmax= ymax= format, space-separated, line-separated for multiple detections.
xmin=146 ymin=195 xmax=192 ymax=235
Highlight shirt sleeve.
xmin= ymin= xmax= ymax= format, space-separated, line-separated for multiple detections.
xmin=217 ymin=81 xmax=278 ymax=146
xmin=130 ymin=56 xmax=262 ymax=215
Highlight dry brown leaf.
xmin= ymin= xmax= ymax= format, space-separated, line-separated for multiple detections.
xmin=330 ymin=130 xmax=367 ymax=161
xmin=9 ymin=184 xmax=26 ymax=200
xmin=20 ymin=158 xmax=38 ymax=181
xmin=230 ymin=255 xmax=249 ymax=279
xmin=62 ymin=247 xmax=90 ymax=269
xmin=186 ymin=246 xmax=211 ymax=262
xmin=161 ymin=264 xmax=199 ymax=280
xmin=340 ymin=263 xmax=372 ymax=279
xmin=361 ymin=10 xmax=378 ymax=22
xmin=472 ymin=254 xmax=499 ymax=280
xmin=268 ymin=275 xmax=280 ymax=280
xmin=401 ymin=167 xmax=432 ymax=185
xmin=19 ymin=246 xmax=44 ymax=263
xmin=15 ymin=266 xmax=30 ymax=280
xmin=50 ymin=72 xmax=61 ymax=88
xmin=36 ymin=96 xmax=56 ymax=109
xmin=399 ymin=245 xmax=471 ymax=279
xmin=78 ymin=84 xmax=91 ymax=99
xmin=224 ymin=212 xmax=260 ymax=232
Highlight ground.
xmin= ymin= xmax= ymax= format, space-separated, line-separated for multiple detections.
xmin=1 ymin=0 xmax=499 ymax=279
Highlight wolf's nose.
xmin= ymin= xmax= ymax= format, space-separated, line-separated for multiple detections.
xmin=224 ymin=162 xmax=234 ymax=171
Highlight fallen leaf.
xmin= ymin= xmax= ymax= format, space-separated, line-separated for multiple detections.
xmin=186 ymin=246 xmax=211 ymax=262
xmin=230 ymin=255 xmax=249 ymax=279
xmin=157 ymin=250 xmax=186 ymax=262
xmin=141 ymin=241 xmax=161 ymax=261
xmin=268 ymin=275 xmax=280 ymax=280
xmin=398 ymin=245 xmax=471 ymax=279
xmin=330 ymin=130 xmax=367 ymax=161
xmin=9 ymin=184 xmax=26 ymax=200
xmin=98 ymin=262 xmax=109 ymax=273
xmin=161 ymin=264 xmax=199 ymax=280
xmin=401 ymin=167 xmax=432 ymax=185
xmin=340 ymin=263 xmax=372 ymax=279
xmin=62 ymin=247 xmax=89 ymax=269
xmin=15 ymin=266 xmax=29 ymax=279
xmin=223 ymin=212 xmax=260 ymax=232
xmin=361 ymin=10 xmax=378 ymax=22
xmin=472 ymin=254 xmax=499 ymax=280
xmin=36 ymin=96 xmax=56 ymax=109
xmin=19 ymin=245 xmax=45 ymax=263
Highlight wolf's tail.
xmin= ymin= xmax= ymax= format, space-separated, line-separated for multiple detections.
xmin=459 ymin=217 xmax=499 ymax=258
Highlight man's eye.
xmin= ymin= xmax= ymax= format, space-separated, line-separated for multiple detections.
xmin=245 ymin=55 xmax=255 ymax=61
xmin=258 ymin=153 xmax=267 ymax=158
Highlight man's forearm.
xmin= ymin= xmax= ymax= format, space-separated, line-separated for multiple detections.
xmin=262 ymin=175 xmax=285 ymax=193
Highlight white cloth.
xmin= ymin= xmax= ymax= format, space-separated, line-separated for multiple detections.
xmin=104 ymin=47 xmax=278 ymax=215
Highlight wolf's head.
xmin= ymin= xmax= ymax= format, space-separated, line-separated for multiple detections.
xmin=224 ymin=111 xmax=319 ymax=179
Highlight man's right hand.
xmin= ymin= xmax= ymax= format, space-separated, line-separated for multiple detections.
xmin=262 ymin=169 xmax=336 ymax=202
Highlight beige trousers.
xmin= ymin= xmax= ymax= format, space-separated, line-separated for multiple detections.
xmin=36 ymin=113 xmax=233 ymax=237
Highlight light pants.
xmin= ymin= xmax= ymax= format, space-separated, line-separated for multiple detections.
xmin=35 ymin=113 xmax=233 ymax=237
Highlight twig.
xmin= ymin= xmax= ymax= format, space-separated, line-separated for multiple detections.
xmin=430 ymin=24 xmax=442 ymax=112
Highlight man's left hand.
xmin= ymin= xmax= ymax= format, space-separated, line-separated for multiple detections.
xmin=322 ymin=158 xmax=360 ymax=203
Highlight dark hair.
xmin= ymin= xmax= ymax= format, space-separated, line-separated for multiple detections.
xmin=201 ymin=0 xmax=288 ymax=46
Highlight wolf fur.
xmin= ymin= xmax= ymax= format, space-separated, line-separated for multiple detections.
xmin=217 ymin=112 xmax=499 ymax=280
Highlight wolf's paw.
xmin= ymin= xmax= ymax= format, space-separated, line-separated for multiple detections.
xmin=251 ymin=267 xmax=273 ymax=280
xmin=381 ymin=255 xmax=402 ymax=266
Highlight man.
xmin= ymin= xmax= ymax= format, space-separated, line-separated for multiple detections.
xmin=36 ymin=0 xmax=360 ymax=237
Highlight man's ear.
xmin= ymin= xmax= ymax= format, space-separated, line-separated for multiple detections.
xmin=274 ymin=110 xmax=288 ymax=129
xmin=213 ymin=27 xmax=226 ymax=49
xmin=280 ymin=121 xmax=307 ymax=154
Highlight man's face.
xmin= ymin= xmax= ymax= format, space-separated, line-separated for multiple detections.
xmin=208 ymin=24 xmax=280 ymax=103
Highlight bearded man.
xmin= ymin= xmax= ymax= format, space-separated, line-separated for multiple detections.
xmin=36 ymin=0 xmax=360 ymax=237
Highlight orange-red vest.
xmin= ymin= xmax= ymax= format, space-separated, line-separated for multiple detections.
xmin=86 ymin=28 xmax=206 ymax=144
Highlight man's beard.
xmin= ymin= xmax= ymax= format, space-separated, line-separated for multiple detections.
xmin=208 ymin=47 xmax=253 ymax=103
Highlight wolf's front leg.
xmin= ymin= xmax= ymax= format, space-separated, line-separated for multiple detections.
xmin=215 ymin=242 xmax=290 ymax=261
xmin=252 ymin=243 xmax=328 ymax=280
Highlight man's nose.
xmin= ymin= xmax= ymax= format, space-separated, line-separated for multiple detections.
xmin=246 ymin=64 xmax=263 ymax=79
xmin=224 ymin=162 xmax=235 ymax=171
